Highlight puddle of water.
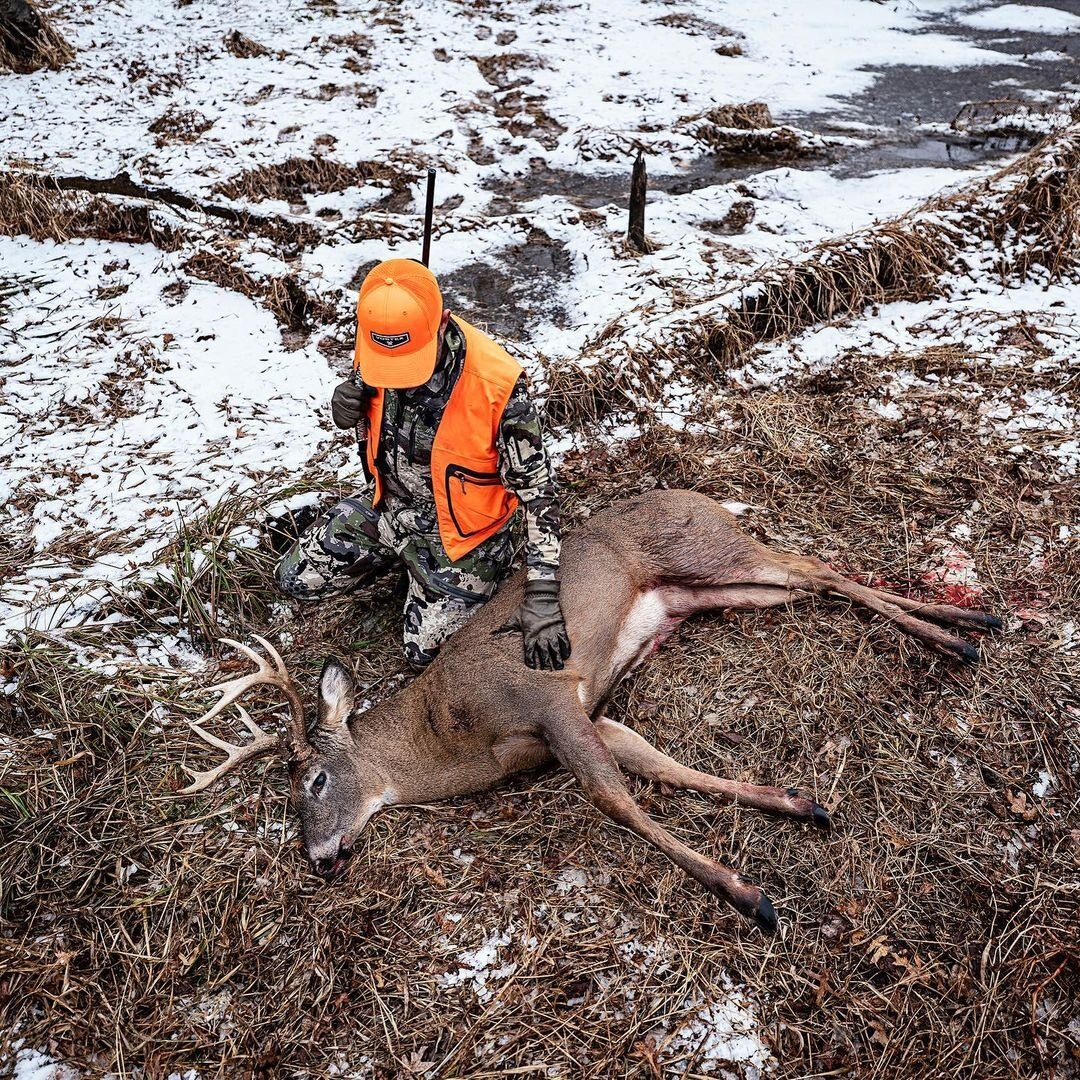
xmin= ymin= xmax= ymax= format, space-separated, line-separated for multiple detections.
xmin=811 ymin=18 xmax=1078 ymax=175
xmin=441 ymin=229 xmax=573 ymax=341
xmin=473 ymin=9 xmax=1077 ymax=336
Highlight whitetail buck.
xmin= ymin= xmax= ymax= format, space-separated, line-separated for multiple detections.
xmin=177 ymin=490 xmax=1000 ymax=932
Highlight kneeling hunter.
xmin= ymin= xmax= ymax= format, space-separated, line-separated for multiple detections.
xmin=277 ymin=259 xmax=571 ymax=671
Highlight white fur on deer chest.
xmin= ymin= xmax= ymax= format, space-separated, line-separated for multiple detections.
xmin=609 ymin=589 xmax=668 ymax=681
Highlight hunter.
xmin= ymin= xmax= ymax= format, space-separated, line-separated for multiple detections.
xmin=276 ymin=259 xmax=571 ymax=672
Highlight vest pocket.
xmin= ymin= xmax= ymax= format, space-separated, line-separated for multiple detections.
xmin=445 ymin=462 xmax=506 ymax=538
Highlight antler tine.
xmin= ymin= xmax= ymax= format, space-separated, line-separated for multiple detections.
xmin=220 ymin=636 xmax=276 ymax=672
xmin=179 ymin=705 xmax=279 ymax=794
xmin=191 ymin=636 xmax=303 ymax=727
xmin=251 ymin=633 xmax=288 ymax=676
xmin=176 ymin=636 xmax=309 ymax=795
xmin=247 ymin=633 xmax=308 ymax=758
xmin=235 ymin=704 xmax=267 ymax=739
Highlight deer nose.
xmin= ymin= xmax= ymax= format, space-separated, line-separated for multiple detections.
xmin=312 ymin=855 xmax=338 ymax=878
xmin=311 ymin=840 xmax=354 ymax=879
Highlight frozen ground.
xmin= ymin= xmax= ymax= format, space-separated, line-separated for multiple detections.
xmin=2 ymin=0 xmax=1079 ymax=1076
xmin=3 ymin=0 xmax=1076 ymax=643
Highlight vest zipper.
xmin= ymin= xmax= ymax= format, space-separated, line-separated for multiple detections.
xmin=445 ymin=463 xmax=503 ymax=538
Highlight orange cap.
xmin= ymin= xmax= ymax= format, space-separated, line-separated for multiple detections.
xmin=353 ymin=259 xmax=443 ymax=389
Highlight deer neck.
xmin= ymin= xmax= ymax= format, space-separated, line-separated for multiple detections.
xmin=348 ymin=679 xmax=448 ymax=806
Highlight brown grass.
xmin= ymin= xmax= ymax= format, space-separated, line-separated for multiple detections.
xmin=2 ymin=109 xmax=1079 ymax=1080
xmin=0 ymin=0 xmax=72 ymax=73
xmin=679 ymin=103 xmax=812 ymax=158
xmin=703 ymin=123 xmax=1080 ymax=368
xmin=224 ymin=29 xmax=270 ymax=59
xmin=547 ymin=122 xmax=1080 ymax=434
xmin=0 ymin=173 xmax=342 ymax=333
xmin=212 ymin=156 xmax=399 ymax=203
xmin=184 ymin=249 xmax=340 ymax=332
xmin=0 ymin=172 xmax=184 ymax=248
xmin=148 ymin=107 xmax=214 ymax=147
xmin=2 ymin=339 xmax=1076 ymax=1077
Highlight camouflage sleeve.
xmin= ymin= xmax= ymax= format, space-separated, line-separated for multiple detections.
xmin=497 ymin=375 xmax=562 ymax=582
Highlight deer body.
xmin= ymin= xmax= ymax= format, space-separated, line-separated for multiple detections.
xmin=182 ymin=489 xmax=1001 ymax=933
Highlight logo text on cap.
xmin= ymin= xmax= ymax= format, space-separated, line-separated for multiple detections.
xmin=370 ymin=331 xmax=411 ymax=349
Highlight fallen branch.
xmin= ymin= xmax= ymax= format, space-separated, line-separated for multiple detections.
xmin=0 ymin=170 xmax=328 ymax=249
xmin=50 ymin=171 xmax=283 ymax=229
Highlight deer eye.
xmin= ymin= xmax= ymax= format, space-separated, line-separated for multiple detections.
xmin=311 ymin=771 xmax=327 ymax=795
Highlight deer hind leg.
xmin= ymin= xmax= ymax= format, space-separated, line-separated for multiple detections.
xmin=595 ymin=718 xmax=830 ymax=827
xmin=542 ymin=701 xmax=778 ymax=933
xmin=748 ymin=553 xmax=999 ymax=663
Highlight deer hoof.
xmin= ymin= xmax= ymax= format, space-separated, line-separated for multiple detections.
xmin=954 ymin=640 xmax=981 ymax=664
xmin=785 ymin=788 xmax=831 ymax=828
xmin=752 ymin=894 xmax=778 ymax=935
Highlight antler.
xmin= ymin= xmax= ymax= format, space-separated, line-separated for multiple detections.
xmin=180 ymin=704 xmax=280 ymax=794
xmin=177 ymin=634 xmax=310 ymax=795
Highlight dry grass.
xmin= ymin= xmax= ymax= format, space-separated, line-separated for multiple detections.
xmin=148 ymin=107 xmax=214 ymax=147
xmin=545 ymin=122 xmax=1080 ymax=436
xmin=2 ymin=318 xmax=1078 ymax=1078
xmin=703 ymin=123 xmax=1080 ymax=368
xmin=183 ymin=249 xmax=341 ymax=333
xmin=212 ymin=157 xmax=399 ymax=204
xmin=224 ymin=29 xmax=270 ymax=59
xmin=0 ymin=172 xmax=184 ymax=248
xmin=0 ymin=0 xmax=72 ymax=73
xmin=679 ymin=103 xmax=813 ymax=158
xmin=0 ymin=173 xmax=344 ymax=334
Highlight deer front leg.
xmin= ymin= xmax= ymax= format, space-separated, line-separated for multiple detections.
xmin=541 ymin=706 xmax=778 ymax=933
xmin=595 ymin=718 xmax=831 ymax=828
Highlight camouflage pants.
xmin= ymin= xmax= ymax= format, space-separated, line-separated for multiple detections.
xmin=276 ymin=494 xmax=514 ymax=667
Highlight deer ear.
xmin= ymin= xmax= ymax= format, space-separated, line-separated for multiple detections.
xmin=317 ymin=657 xmax=355 ymax=733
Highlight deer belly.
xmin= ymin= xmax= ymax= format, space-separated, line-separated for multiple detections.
xmin=609 ymin=589 xmax=672 ymax=682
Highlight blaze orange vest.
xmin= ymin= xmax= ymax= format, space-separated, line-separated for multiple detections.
xmin=364 ymin=316 xmax=524 ymax=562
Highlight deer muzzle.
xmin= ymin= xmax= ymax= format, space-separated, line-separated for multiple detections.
xmin=310 ymin=834 xmax=355 ymax=879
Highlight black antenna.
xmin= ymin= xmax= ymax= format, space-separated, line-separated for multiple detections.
xmin=421 ymin=168 xmax=436 ymax=267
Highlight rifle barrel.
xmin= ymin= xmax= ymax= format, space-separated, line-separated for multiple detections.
xmin=421 ymin=168 xmax=436 ymax=267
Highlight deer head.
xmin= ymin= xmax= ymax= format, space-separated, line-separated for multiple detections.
xmin=177 ymin=637 xmax=394 ymax=879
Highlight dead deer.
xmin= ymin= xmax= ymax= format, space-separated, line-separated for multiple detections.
xmin=177 ymin=490 xmax=1000 ymax=933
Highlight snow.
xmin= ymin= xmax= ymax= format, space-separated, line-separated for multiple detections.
xmin=438 ymin=928 xmax=521 ymax=1003
xmin=6 ymin=1047 xmax=77 ymax=1080
xmin=663 ymin=988 xmax=775 ymax=1077
xmin=722 ymin=274 xmax=1080 ymax=482
xmin=2 ymin=1 xmax=1035 ymax=644
xmin=0 ymin=235 xmax=347 ymax=640
xmin=0 ymin=0 xmax=1008 ymax=191
xmin=957 ymin=4 xmax=1080 ymax=34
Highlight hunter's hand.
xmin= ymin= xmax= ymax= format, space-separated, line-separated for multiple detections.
xmin=331 ymin=380 xmax=367 ymax=430
xmin=498 ymin=579 xmax=571 ymax=671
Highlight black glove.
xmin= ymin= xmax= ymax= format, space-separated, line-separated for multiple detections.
xmin=498 ymin=579 xmax=571 ymax=671
xmin=331 ymin=379 xmax=368 ymax=430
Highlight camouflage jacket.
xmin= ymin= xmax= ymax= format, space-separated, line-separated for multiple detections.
xmin=372 ymin=317 xmax=561 ymax=581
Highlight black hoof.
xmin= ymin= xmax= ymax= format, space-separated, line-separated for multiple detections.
xmin=981 ymin=613 xmax=1004 ymax=631
xmin=753 ymin=894 xmax=778 ymax=935
xmin=955 ymin=640 xmax=980 ymax=664
xmin=787 ymin=788 xmax=832 ymax=829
